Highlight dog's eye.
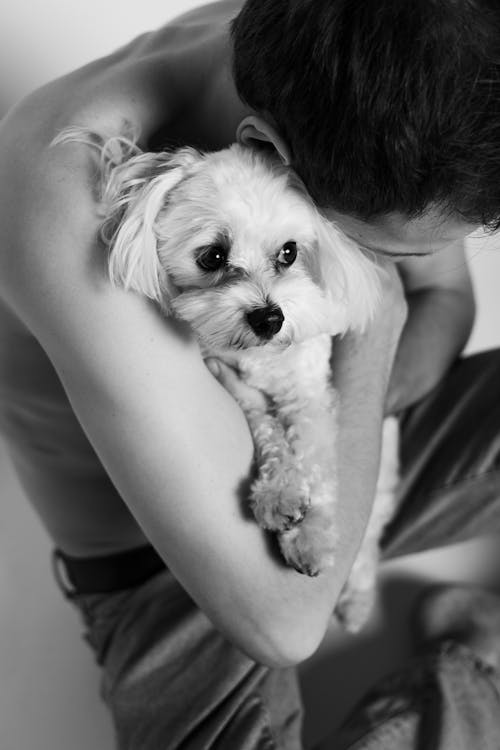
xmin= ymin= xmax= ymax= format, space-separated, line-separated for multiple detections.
xmin=196 ymin=244 xmax=228 ymax=272
xmin=277 ymin=241 xmax=298 ymax=267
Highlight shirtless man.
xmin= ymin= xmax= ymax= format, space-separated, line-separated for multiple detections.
xmin=1 ymin=1 xmax=500 ymax=748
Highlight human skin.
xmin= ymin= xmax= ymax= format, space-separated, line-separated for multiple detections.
xmin=0 ymin=0 xmax=475 ymax=666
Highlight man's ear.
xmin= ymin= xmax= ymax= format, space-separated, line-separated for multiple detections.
xmin=236 ymin=115 xmax=291 ymax=165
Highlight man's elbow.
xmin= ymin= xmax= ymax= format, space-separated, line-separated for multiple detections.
xmin=231 ymin=606 xmax=330 ymax=669
xmin=242 ymin=631 xmax=325 ymax=669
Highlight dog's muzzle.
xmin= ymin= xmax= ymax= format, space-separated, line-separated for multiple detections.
xmin=246 ymin=305 xmax=284 ymax=339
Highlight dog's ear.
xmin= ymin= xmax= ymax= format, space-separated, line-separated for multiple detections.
xmin=314 ymin=215 xmax=383 ymax=332
xmin=52 ymin=127 xmax=203 ymax=309
xmin=99 ymin=142 xmax=204 ymax=309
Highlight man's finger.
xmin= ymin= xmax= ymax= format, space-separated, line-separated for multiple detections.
xmin=205 ymin=358 xmax=268 ymax=411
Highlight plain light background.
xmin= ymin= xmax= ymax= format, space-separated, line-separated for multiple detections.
xmin=1 ymin=2 xmax=500 ymax=749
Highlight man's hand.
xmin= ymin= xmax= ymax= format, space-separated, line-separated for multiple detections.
xmin=205 ymin=356 xmax=269 ymax=413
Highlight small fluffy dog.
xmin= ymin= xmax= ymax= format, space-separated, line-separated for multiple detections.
xmin=55 ymin=128 xmax=399 ymax=631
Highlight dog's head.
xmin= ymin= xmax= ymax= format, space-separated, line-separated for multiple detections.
xmin=98 ymin=138 xmax=382 ymax=352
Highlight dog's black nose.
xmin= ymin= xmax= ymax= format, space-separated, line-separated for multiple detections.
xmin=246 ymin=305 xmax=284 ymax=338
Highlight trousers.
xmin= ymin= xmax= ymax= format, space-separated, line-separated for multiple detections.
xmin=57 ymin=350 xmax=500 ymax=749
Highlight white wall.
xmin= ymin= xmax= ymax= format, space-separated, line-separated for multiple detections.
xmin=1 ymin=3 xmax=500 ymax=749
xmin=1 ymin=0 xmax=202 ymax=108
xmin=465 ymin=233 xmax=500 ymax=354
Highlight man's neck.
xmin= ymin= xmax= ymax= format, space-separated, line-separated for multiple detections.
xmin=154 ymin=21 xmax=252 ymax=152
xmin=197 ymin=45 xmax=252 ymax=149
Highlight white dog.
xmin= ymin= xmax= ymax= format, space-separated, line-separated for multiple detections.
xmin=54 ymin=128 xmax=399 ymax=631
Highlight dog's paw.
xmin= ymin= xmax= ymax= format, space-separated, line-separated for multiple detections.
xmin=278 ymin=520 xmax=335 ymax=577
xmin=251 ymin=483 xmax=310 ymax=532
xmin=335 ymin=585 xmax=376 ymax=634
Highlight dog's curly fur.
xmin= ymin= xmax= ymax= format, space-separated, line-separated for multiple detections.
xmin=53 ymin=127 xmax=399 ymax=631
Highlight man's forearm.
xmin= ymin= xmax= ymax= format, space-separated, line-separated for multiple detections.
xmin=330 ymin=335 xmax=397 ymax=572
xmin=328 ymin=266 xmax=407 ymax=585
xmin=386 ymin=286 xmax=475 ymax=415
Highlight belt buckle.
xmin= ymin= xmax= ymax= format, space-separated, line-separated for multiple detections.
xmin=51 ymin=549 xmax=78 ymax=597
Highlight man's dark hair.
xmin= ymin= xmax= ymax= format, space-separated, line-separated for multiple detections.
xmin=232 ymin=0 xmax=500 ymax=228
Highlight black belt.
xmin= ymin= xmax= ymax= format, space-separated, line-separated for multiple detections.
xmin=52 ymin=544 xmax=167 ymax=595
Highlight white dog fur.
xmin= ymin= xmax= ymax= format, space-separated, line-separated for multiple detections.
xmin=54 ymin=128 xmax=399 ymax=632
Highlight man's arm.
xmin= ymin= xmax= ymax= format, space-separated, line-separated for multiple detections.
xmin=386 ymin=240 xmax=475 ymax=415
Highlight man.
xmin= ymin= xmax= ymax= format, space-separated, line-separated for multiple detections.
xmin=0 ymin=1 xmax=499 ymax=747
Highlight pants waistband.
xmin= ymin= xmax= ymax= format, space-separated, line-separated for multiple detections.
xmin=52 ymin=544 xmax=167 ymax=595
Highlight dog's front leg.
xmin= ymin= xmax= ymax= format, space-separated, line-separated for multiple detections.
xmin=277 ymin=478 xmax=339 ymax=577
xmin=245 ymin=408 xmax=313 ymax=532
xmin=236 ymin=339 xmax=341 ymax=576
xmin=273 ymin=389 xmax=340 ymax=577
